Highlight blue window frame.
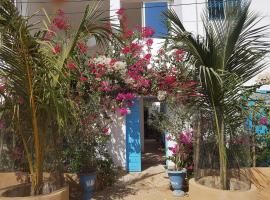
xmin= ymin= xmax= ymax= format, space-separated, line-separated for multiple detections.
xmin=208 ymin=0 xmax=224 ymax=20
xmin=208 ymin=0 xmax=241 ymax=20
xmin=144 ymin=2 xmax=168 ymax=38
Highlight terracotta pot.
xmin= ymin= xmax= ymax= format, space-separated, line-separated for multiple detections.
xmin=189 ymin=178 xmax=257 ymax=200
xmin=0 ymin=172 xmax=29 ymax=189
xmin=0 ymin=184 xmax=69 ymax=200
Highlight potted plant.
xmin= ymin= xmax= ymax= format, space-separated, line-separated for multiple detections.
xmin=167 ymin=130 xmax=193 ymax=196
xmin=63 ymin=137 xmax=97 ymax=200
xmin=0 ymin=0 xmax=113 ymax=198
xmin=165 ymin=0 xmax=270 ymax=199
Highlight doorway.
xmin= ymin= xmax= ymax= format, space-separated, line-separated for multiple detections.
xmin=142 ymin=97 xmax=165 ymax=170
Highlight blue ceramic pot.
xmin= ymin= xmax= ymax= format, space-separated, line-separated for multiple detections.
xmin=168 ymin=169 xmax=187 ymax=197
xmin=79 ymin=173 xmax=96 ymax=200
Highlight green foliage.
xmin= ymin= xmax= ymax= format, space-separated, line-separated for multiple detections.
xmin=165 ymin=0 xmax=270 ymax=190
xmin=256 ymin=134 xmax=270 ymax=166
xmin=0 ymin=0 xmax=113 ymax=193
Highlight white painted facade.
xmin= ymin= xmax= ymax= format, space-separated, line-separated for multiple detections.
xmin=107 ymin=114 xmax=127 ymax=168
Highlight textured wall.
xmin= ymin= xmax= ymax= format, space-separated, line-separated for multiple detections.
xmin=107 ymin=114 xmax=127 ymax=169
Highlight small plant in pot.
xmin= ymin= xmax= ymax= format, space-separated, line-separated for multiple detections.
xmin=63 ymin=136 xmax=97 ymax=200
xmin=167 ymin=130 xmax=193 ymax=197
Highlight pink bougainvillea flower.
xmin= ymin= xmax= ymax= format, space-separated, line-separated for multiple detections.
xmin=116 ymin=93 xmax=136 ymax=101
xmin=169 ymin=144 xmax=179 ymax=155
xmin=79 ymin=75 xmax=88 ymax=82
xmin=179 ymin=130 xmax=193 ymax=146
xmin=122 ymin=46 xmax=131 ymax=54
xmin=142 ymin=27 xmax=155 ymax=38
xmin=124 ymin=93 xmax=136 ymax=100
xmin=181 ymin=81 xmax=197 ymax=89
xmin=260 ymin=117 xmax=268 ymax=125
xmin=109 ymin=59 xmax=118 ymax=66
xmin=100 ymin=81 xmax=112 ymax=92
xmin=56 ymin=9 xmax=65 ymax=16
xmin=140 ymin=78 xmax=151 ymax=88
xmin=158 ymin=48 xmax=165 ymax=55
xmin=0 ymin=84 xmax=5 ymax=92
xmin=77 ymin=41 xmax=88 ymax=54
xmin=146 ymin=38 xmax=153 ymax=46
xmin=53 ymin=17 xmax=69 ymax=30
xmin=66 ymin=62 xmax=77 ymax=70
xmin=17 ymin=96 xmax=24 ymax=105
xmin=116 ymin=93 xmax=126 ymax=101
xmin=164 ymin=75 xmax=176 ymax=85
xmin=127 ymin=101 xmax=134 ymax=107
xmin=175 ymin=49 xmax=185 ymax=61
xmin=102 ymin=127 xmax=110 ymax=135
xmin=116 ymin=8 xmax=125 ymax=16
xmin=128 ymin=70 xmax=140 ymax=80
xmin=44 ymin=26 xmax=56 ymax=41
xmin=144 ymin=53 xmax=152 ymax=61
xmin=118 ymin=107 xmax=129 ymax=116
xmin=124 ymin=29 xmax=134 ymax=38
xmin=88 ymin=62 xmax=95 ymax=68
xmin=52 ymin=43 xmax=61 ymax=54
xmin=187 ymin=92 xmax=204 ymax=97
xmin=175 ymin=49 xmax=185 ymax=55
xmin=166 ymin=135 xmax=172 ymax=141
xmin=0 ymin=120 xmax=5 ymax=129
xmin=187 ymin=165 xmax=193 ymax=170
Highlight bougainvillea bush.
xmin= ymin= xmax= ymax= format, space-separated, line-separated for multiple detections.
xmin=44 ymin=8 xmax=198 ymax=182
xmin=49 ymin=8 xmax=197 ymax=120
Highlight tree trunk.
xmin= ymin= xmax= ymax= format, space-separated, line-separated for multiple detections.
xmin=194 ymin=112 xmax=201 ymax=181
xmin=215 ymin=107 xmax=229 ymax=190
xmin=252 ymin=133 xmax=256 ymax=167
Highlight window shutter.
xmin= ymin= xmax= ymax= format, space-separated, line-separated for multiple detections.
xmin=144 ymin=2 xmax=168 ymax=38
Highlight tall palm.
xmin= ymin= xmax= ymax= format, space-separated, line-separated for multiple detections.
xmin=165 ymin=1 xmax=270 ymax=190
xmin=0 ymin=0 xmax=113 ymax=194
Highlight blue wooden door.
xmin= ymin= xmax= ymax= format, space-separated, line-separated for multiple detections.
xmin=126 ymin=98 xmax=142 ymax=172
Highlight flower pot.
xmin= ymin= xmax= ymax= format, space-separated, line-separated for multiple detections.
xmin=79 ymin=173 xmax=96 ymax=200
xmin=168 ymin=169 xmax=187 ymax=197
xmin=0 ymin=183 xmax=69 ymax=200
xmin=189 ymin=178 xmax=257 ymax=200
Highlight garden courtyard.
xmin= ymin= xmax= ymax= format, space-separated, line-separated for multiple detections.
xmin=1 ymin=0 xmax=270 ymax=200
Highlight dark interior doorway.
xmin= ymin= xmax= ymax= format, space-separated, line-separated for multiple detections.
xmin=142 ymin=98 xmax=165 ymax=170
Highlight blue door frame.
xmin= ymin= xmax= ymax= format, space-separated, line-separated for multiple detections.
xmin=126 ymin=98 xmax=142 ymax=172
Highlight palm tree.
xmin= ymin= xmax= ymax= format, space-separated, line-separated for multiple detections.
xmin=165 ymin=1 xmax=270 ymax=190
xmin=0 ymin=0 xmax=113 ymax=194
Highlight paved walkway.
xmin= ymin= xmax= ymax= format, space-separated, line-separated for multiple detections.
xmin=93 ymin=139 xmax=190 ymax=200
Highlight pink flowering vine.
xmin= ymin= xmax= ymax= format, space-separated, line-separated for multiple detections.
xmin=53 ymin=43 xmax=61 ymax=54
xmin=77 ymin=41 xmax=88 ymax=54
xmin=118 ymin=107 xmax=129 ymax=116
xmin=66 ymin=62 xmax=77 ymax=70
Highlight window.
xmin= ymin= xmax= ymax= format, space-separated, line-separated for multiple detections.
xmin=208 ymin=0 xmax=241 ymax=20
xmin=144 ymin=2 xmax=168 ymax=38
xmin=208 ymin=0 xmax=224 ymax=20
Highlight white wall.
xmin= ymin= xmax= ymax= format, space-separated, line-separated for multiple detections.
xmin=107 ymin=114 xmax=127 ymax=169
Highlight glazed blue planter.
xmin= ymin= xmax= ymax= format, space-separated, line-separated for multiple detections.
xmin=168 ymin=169 xmax=187 ymax=197
xmin=79 ymin=173 xmax=96 ymax=200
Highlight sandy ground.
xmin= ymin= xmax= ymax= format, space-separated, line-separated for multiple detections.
xmin=93 ymin=139 xmax=190 ymax=200
xmin=92 ymin=164 xmax=190 ymax=200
